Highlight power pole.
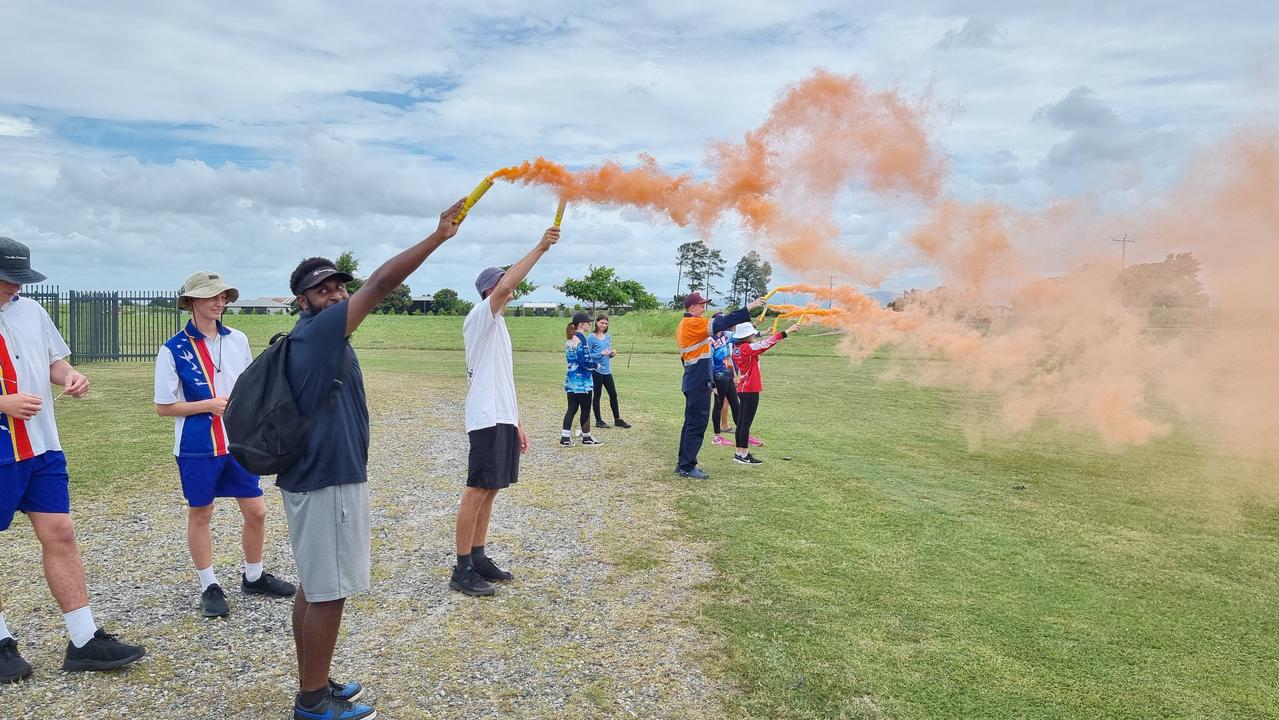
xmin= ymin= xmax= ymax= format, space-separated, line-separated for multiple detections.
xmin=827 ymin=275 xmax=837 ymax=309
xmin=1113 ymin=234 xmax=1135 ymax=270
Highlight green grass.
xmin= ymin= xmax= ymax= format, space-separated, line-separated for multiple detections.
xmin=63 ymin=316 xmax=1279 ymax=718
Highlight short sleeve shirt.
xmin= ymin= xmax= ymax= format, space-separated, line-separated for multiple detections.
xmin=463 ymin=300 xmax=518 ymax=432
xmin=0 ymin=297 xmax=71 ymax=465
xmin=586 ymin=333 xmax=612 ymax=375
xmin=154 ymin=320 xmax=253 ymax=457
xmin=276 ymin=301 xmax=369 ymax=492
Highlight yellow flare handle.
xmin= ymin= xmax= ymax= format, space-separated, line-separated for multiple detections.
xmin=755 ymin=289 xmax=780 ymax=323
xmin=454 ymin=177 xmax=494 ymax=223
xmin=553 ymin=199 xmax=567 ymax=227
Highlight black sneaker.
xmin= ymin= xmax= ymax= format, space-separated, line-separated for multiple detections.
xmin=61 ymin=628 xmax=145 ymax=672
xmin=734 ymin=453 xmax=764 ymax=465
xmin=201 ymin=583 xmax=230 ymax=618
xmin=472 ymin=554 xmax=514 ymax=583
xmin=560 ymin=436 xmax=572 ymax=447
xmin=581 ymin=435 xmax=603 ymax=446
xmin=243 ymin=571 xmax=297 ymax=598
xmin=613 ymin=419 xmax=632 ymax=429
xmin=0 ymin=637 xmax=32 ymax=683
xmin=449 ymin=565 xmax=497 ymax=597
xmin=294 ymin=691 xmax=376 ymax=719
xmin=329 ymin=677 xmax=364 ymax=702
xmin=595 ymin=419 xmax=611 ymax=428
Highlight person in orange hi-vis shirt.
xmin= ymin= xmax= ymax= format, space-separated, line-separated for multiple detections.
xmin=674 ymin=291 xmax=767 ymax=479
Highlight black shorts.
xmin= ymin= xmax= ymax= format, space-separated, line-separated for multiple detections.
xmin=467 ymin=424 xmax=521 ymax=489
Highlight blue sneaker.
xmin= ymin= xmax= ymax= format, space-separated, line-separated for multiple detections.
xmin=329 ymin=678 xmax=364 ymax=702
xmin=294 ymin=692 xmax=376 ymax=719
xmin=677 ymin=467 xmax=710 ymax=480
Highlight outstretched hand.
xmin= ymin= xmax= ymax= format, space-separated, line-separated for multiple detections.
xmin=747 ymin=296 xmax=768 ymax=311
xmin=539 ymin=226 xmax=561 ymax=251
xmin=437 ymin=197 xmax=467 ymax=239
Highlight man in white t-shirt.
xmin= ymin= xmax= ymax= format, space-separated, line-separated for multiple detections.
xmin=450 ymin=225 xmax=560 ymax=597
xmin=0 ymin=236 xmax=145 ymax=684
xmin=154 ymin=272 xmax=295 ymax=620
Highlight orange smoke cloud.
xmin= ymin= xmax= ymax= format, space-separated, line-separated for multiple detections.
xmin=489 ymin=69 xmax=944 ymax=283
xmin=484 ymin=70 xmax=1277 ymax=454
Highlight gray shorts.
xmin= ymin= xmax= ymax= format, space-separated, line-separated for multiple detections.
xmin=281 ymin=482 xmax=371 ymax=602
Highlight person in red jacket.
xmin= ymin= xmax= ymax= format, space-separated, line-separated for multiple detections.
xmin=729 ymin=317 xmax=807 ymax=465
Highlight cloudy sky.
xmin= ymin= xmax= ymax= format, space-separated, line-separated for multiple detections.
xmin=2 ymin=1 xmax=1276 ymax=303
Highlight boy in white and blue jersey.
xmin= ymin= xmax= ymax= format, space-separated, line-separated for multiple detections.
xmin=155 ymin=272 xmax=295 ymax=620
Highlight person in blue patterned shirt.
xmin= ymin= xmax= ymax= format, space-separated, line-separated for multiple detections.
xmin=560 ymin=312 xmax=601 ymax=447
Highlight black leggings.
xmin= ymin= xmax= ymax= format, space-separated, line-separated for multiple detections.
xmin=712 ymin=375 xmax=740 ymax=433
xmin=592 ymin=372 xmax=620 ymax=423
xmin=563 ymin=392 xmax=592 ymax=431
xmin=736 ymin=392 xmax=760 ymax=449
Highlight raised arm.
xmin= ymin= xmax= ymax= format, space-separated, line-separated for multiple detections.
xmin=346 ymin=198 xmax=466 ymax=335
xmin=487 ymin=227 xmax=560 ymax=315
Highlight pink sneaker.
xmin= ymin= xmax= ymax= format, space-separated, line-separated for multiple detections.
xmin=712 ymin=434 xmax=732 ymax=446
xmin=748 ymin=435 xmax=764 ymax=447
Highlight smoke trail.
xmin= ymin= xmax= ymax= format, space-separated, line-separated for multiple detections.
xmin=487 ymin=70 xmax=1278 ymax=453
xmin=490 ymin=69 xmax=944 ymax=283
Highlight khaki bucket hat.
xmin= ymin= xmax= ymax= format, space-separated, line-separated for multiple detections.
xmin=178 ymin=271 xmax=239 ymax=311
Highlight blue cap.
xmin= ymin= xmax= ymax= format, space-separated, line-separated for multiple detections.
xmin=475 ymin=266 xmax=505 ymax=297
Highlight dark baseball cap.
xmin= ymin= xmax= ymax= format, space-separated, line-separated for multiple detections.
xmin=0 ymin=237 xmax=47 ymax=284
xmin=571 ymin=311 xmax=590 ymax=325
xmin=684 ymin=291 xmax=710 ymax=308
xmin=292 ymin=261 xmax=354 ymax=295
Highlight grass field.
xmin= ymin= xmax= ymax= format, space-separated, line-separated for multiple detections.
xmin=54 ymin=314 xmax=1279 ymax=719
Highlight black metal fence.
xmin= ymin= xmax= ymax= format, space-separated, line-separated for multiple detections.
xmin=23 ymin=285 xmax=181 ymax=364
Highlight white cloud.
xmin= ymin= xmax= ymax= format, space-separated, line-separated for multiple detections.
xmin=0 ymin=115 xmax=37 ymax=137
xmin=0 ymin=2 xmax=1276 ymax=300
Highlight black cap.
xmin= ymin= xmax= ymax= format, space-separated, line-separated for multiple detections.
xmin=292 ymin=262 xmax=354 ymax=295
xmin=0 ymin=237 xmax=47 ymax=284
xmin=572 ymin=311 xmax=591 ymax=325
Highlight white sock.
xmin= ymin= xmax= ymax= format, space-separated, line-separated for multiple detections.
xmin=0 ymin=612 xmax=12 ymax=641
xmin=561 ymin=429 xmax=571 ymax=437
xmin=64 ymin=606 xmax=96 ymax=648
xmin=244 ymin=561 xmax=263 ymax=583
xmin=196 ymin=566 xmax=219 ymax=590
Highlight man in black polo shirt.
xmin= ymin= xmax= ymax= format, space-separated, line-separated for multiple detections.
xmin=280 ymin=198 xmax=464 ymax=720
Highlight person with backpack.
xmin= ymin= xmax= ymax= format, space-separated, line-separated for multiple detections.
xmin=0 ymin=237 xmax=145 ymax=684
xmin=561 ymin=312 xmax=601 ymax=447
xmin=154 ymin=272 xmax=296 ymax=620
xmin=451 ymin=225 xmax=559 ymax=598
xmin=730 ymin=317 xmax=808 ymax=465
xmin=272 ymin=198 xmax=466 ymax=720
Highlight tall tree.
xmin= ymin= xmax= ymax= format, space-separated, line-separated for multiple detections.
xmin=704 ymin=248 xmax=726 ymax=300
xmin=730 ymin=251 xmax=773 ymax=306
xmin=433 ymin=287 xmax=460 ymax=314
xmin=675 ymin=241 xmax=703 ymax=296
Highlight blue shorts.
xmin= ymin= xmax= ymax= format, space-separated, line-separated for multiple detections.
xmin=0 ymin=451 xmax=71 ymax=532
xmin=176 ymin=454 xmax=263 ymax=508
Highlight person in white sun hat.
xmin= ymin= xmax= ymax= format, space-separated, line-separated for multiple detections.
xmin=155 ymin=271 xmax=296 ymax=621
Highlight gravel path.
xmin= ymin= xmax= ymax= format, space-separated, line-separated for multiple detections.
xmin=1 ymin=369 xmax=730 ymax=719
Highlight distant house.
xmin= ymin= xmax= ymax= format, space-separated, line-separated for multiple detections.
xmin=410 ymin=294 xmax=434 ymax=314
xmin=227 ymin=297 xmax=292 ymax=315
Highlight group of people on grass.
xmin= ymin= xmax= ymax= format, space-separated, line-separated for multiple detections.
xmin=674 ymin=291 xmax=807 ymax=479
xmin=0 ymin=202 xmax=803 ymax=718
xmin=560 ymin=311 xmax=630 ymax=448
xmin=0 ymin=199 xmax=559 ymax=720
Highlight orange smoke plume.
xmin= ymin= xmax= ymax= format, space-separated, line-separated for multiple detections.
xmin=489 ymin=69 xmax=943 ymax=282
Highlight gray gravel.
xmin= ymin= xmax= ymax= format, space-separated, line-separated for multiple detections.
xmin=1 ymin=370 xmax=730 ymax=719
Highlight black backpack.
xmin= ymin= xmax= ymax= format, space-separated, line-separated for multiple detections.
xmin=224 ymin=332 xmax=315 ymax=475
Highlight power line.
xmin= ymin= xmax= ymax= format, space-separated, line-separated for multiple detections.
xmin=1113 ymin=233 xmax=1136 ymax=270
